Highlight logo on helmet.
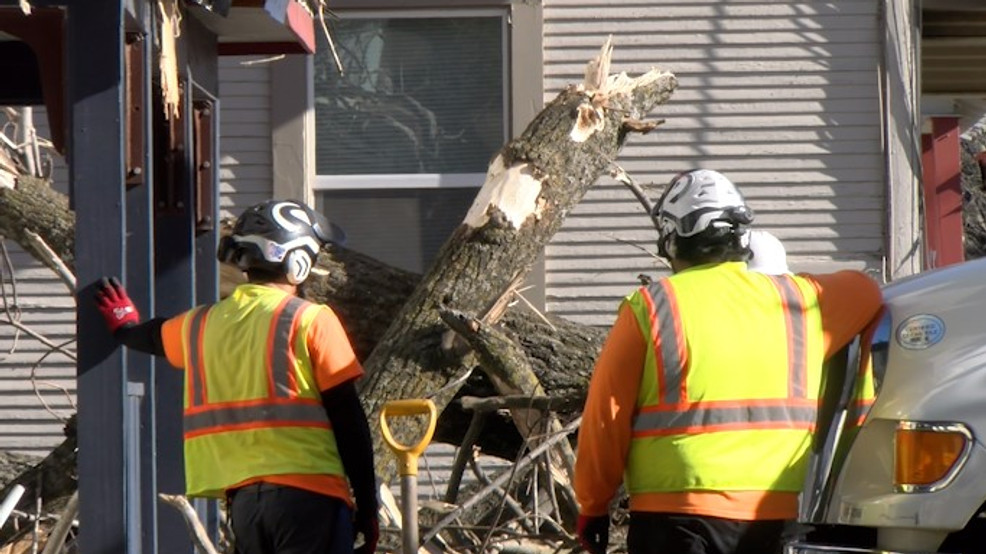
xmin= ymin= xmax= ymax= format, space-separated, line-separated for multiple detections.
xmin=267 ymin=242 xmax=286 ymax=261
xmin=272 ymin=202 xmax=312 ymax=233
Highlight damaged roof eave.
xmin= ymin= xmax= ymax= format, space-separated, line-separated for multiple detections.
xmin=186 ymin=0 xmax=316 ymax=55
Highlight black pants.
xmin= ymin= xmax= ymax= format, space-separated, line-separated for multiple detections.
xmin=627 ymin=512 xmax=793 ymax=554
xmin=229 ymin=483 xmax=353 ymax=554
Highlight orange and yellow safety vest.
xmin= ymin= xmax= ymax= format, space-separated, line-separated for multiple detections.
xmin=623 ymin=265 xmax=824 ymax=496
xmin=176 ymin=286 xmax=346 ymax=498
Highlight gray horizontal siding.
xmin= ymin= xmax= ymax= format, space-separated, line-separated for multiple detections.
xmin=543 ymin=0 xmax=886 ymax=326
xmin=0 ymin=108 xmax=76 ymax=456
xmin=0 ymin=244 xmax=76 ymax=456
xmin=219 ymin=56 xmax=274 ymax=219
xmin=393 ymin=442 xmax=513 ymax=505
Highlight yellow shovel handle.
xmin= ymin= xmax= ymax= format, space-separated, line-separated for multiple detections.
xmin=380 ymin=399 xmax=438 ymax=476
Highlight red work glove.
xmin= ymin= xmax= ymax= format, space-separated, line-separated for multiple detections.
xmin=577 ymin=514 xmax=609 ymax=554
xmin=354 ymin=512 xmax=378 ymax=554
xmin=95 ymin=277 xmax=140 ymax=334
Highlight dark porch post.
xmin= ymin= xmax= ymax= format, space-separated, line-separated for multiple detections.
xmin=70 ymin=0 xmax=128 ymax=552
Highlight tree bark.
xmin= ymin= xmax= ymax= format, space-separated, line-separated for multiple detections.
xmin=302 ymin=245 xmax=606 ymax=459
xmin=0 ymin=175 xmax=75 ymax=273
xmin=355 ymin=43 xmax=677 ymax=482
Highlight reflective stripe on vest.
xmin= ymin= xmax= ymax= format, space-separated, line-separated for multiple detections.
xmin=184 ymin=400 xmax=328 ymax=435
xmin=187 ymin=307 xmax=209 ymax=407
xmin=184 ymin=296 xmax=330 ymax=437
xmin=769 ymin=275 xmax=808 ymax=398
xmin=633 ymin=402 xmax=818 ymax=436
xmin=632 ymin=275 xmax=816 ymax=436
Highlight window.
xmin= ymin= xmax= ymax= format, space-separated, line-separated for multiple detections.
xmin=313 ymin=11 xmax=508 ymax=273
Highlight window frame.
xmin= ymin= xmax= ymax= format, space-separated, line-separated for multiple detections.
xmin=303 ymin=1 xmax=546 ymax=308
xmin=313 ymin=7 xmax=511 ymax=192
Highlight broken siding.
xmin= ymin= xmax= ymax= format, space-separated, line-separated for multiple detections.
xmin=0 ymin=109 xmax=75 ymax=456
xmin=543 ymin=0 xmax=886 ymax=326
xmin=219 ymin=56 xmax=274 ymax=219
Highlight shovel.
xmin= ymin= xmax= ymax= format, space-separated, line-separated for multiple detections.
xmin=380 ymin=398 xmax=438 ymax=554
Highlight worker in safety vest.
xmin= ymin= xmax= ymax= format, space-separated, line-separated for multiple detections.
xmin=95 ymin=199 xmax=378 ymax=554
xmin=573 ymin=169 xmax=882 ymax=554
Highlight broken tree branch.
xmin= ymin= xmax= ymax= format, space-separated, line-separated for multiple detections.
xmin=23 ymin=229 xmax=76 ymax=291
xmin=438 ymin=307 xmax=577 ymax=487
xmin=39 ymin=491 xmax=77 ymax=554
xmin=157 ymin=494 xmax=220 ymax=554
xmin=421 ymin=416 xmax=581 ymax=546
xmin=458 ymin=395 xmax=584 ymax=414
xmin=0 ymin=175 xmax=75 ymax=272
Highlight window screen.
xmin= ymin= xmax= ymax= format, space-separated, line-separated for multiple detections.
xmin=313 ymin=12 xmax=507 ymax=273
xmin=316 ymin=188 xmax=477 ymax=274
xmin=314 ymin=16 xmax=505 ymax=174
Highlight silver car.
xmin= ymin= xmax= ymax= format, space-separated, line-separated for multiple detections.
xmin=788 ymin=258 xmax=986 ymax=553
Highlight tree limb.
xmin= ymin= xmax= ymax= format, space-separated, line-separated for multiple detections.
xmin=157 ymin=494 xmax=220 ymax=554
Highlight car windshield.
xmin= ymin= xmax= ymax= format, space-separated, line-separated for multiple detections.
xmin=870 ymin=312 xmax=891 ymax=392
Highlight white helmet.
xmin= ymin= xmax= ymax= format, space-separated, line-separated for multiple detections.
xmin=747 ymin=230 xmax=791 ymax=275
xmin=652 ymin=169 xmax=753 ymax=259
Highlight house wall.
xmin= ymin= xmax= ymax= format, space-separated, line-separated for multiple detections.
xmin=543 ymin=0 xmax=888 ymax=326
xmin=0 ymin=109 xmax=75 ymax=456
xmin=1 ymin=2 xmax=908 ymax=460
xmin=218 ymin=55 xmax=275 ymax=219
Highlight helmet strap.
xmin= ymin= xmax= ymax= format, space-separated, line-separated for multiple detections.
xmin=657 ymin=233 xmax=676 ymax=260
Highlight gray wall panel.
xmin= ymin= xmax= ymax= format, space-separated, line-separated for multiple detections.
xmin=543 ymin=0 xmax=887 ymax=326
xmin=218 ymin=55 xmax=274 ymax=220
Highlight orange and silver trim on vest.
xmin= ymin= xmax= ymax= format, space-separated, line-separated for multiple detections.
xmin=183 ymin=296 xmax=330 ymax=440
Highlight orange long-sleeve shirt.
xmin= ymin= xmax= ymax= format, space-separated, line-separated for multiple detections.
xmin=573 ymin=268 xmax=883 ymax=520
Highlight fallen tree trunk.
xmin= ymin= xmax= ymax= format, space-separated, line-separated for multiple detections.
xmin=284 ymin=242 xmax=609 ymax=459
xmin=355 ymin=41 xmax=677 ymax=482
xmin=301 ymin=243 xmax=605 ymax=399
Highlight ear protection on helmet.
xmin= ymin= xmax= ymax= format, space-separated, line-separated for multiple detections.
xmin=657 ymin=228 xmax=677 ymax=260
xmin=217 ymin=199 xmax=346 ymax=285
xmin=283 ymin=249 xmax=313 ymax=285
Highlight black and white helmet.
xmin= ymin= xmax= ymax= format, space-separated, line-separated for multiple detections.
xmin=652 ymin=169 xmax=753 ymax=259
xmin=217 ymin=199 xmax=345 ymax=285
